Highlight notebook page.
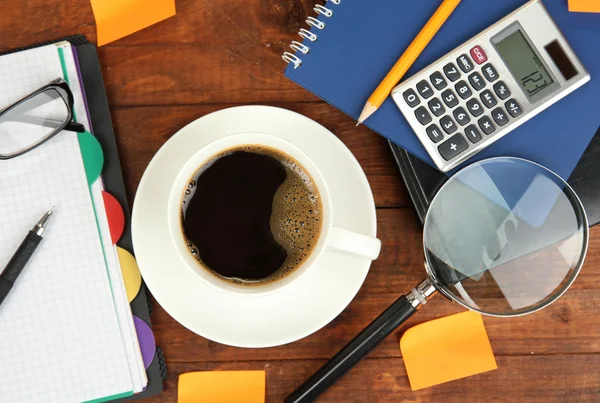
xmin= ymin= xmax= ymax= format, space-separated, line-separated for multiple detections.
xmin=58 ymin=42 xmax=148 ymax=393
xmin=0 ymin=45 xmax=132 ymax=402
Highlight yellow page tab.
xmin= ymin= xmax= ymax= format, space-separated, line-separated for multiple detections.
xmin=179 ymin=371 xmax=266 ymax=403
xmin=90 ymin=0 xmax=176 ymax=46
xmin=400 ymin=311 xmax=497 ymax=390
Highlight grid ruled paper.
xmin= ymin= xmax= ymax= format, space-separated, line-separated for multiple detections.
xmin=58 ymin=42 xmax=148 ymax=394
xmin=0 ymin=45 xmax=133 ymax=402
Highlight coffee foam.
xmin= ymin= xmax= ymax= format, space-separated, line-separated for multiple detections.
xmin=181 ymin=145 xmax=323 ymax=285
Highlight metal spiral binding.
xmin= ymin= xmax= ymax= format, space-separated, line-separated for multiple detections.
xmin=282 ymin=0 xmax=340 ymax=69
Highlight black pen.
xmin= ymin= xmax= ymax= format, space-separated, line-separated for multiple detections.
xmin=0 ymin=207 xmax=55 ymax=306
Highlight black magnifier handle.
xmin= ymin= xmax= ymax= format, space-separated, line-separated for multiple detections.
xmin=285 ymin=279 xmax=436 ymax=403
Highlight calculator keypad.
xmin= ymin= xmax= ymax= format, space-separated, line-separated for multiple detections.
xmin=480 ymin=89 xmax=497 ymax=108
xmin=426 ymin=124 xmax=444 ymax=143
xmin=505 ymin=99 xmax=523 ymax=117
xmin=482 ymin=63 xmax=499 ymax=82
xmin=453 ymin=107 xmax=470 ymax=126
xmin=466 ymin=98 xmax=484 ymax=117
xmin=492 ymin=107 xmax=509 ymax=126
xmin=455 ymin=81 xmax=472 ymax=100
xmin=430 ymin=72 xmax=447 ymax=90
xmin=440 ymin=116 xmax=457 ymax=134
xmin=493 ymin=81 xmax=511 ymax=100
xmin=441 ymin=89 xmax=459 ymax=108
xmin=438 ymin=134 xmax=468 ymax=161
xmin=465 ymin=124 xmax=482 ymax=143
xmin=415 ymin=106 xmax=432 ymax=125
xmin=402 ymin=88 xmax=420 ymax=107
xmin=443 ymin=63 xmax=461 ymax=81
xmin=468 ymin=72 xmax=485 ymax=91
xmin=398 ymin=51 xmax=524 ymax=167
xmin=457 ymin=54 xmax=474 ymax=73
xmin=478 ymin=116 xmax=496 ymax=135
xmin=417 ymin=80 xmax=434 ymax=99
xmin=428 ymin=98 xmax=445 ymax=117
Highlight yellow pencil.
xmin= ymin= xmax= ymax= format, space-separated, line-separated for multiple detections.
xmin=357 ymin=0 xmax=462 ymax=125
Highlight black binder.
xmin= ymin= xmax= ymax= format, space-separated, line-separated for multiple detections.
xmin=1 ymin=35 xmax=166 ymax=401
xmin=390 ymin=126 xmax=600 ymax=227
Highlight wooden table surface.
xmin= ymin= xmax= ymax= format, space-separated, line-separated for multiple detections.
xmin=3 ymin=1 xmax=600 ymax=402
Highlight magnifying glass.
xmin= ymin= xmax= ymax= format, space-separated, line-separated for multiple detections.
xmin=286 ymin=157 xmax=588 ymax=403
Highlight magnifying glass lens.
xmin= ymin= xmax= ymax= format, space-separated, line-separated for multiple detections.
xmin=424 ymin=158 xmax=588 ymax=316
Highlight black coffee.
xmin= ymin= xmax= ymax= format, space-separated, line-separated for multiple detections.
xmin=181 ymin=145 xmax=323 ymax=285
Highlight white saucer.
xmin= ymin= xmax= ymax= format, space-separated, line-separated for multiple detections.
xmin=132 ymin=106 xmax=377 ymax=347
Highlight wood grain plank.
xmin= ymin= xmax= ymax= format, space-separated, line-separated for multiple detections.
xmin=150 ymin=289 xmax=600 ymax=363
xmin=0 ymin=0 xmax=317 ymax=50
xmin=111 ymin=103 xmax=408 ymax=208
xmin=138 ymin=355 xmax=600 ymax=403
xmin=1 ymin=0 xmax=320 ymax=105
xmin=148 ymin=210 xmax=600 ymax=362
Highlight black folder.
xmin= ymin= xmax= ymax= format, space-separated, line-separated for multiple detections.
xmin=390 ymin=127 xmax=600 ymax=227
xmin=1 ymin=35 xmax=166 ymax=401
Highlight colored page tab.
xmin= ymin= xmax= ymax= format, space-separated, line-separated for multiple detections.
xmin=90 ymin=0 xmax=176 ymax=46
xmin=117 ymin=247 xmax=142 ymax=302
xmin=400 ymin=311 xmax=497 ymax=391
xmin=78 ymin=131 xmax=104 ymax=185
xmin=179 ymin=371 xmax=265 ymax=403
xmin=569 ymin=0 xmax=600 ymax=13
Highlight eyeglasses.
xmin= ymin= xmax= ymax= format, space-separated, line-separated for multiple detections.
xmin=0 ymin=78 xmax=86 ymax=160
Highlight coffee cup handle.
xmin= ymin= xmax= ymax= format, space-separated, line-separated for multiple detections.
xmin=326 ymin=227 xmax=381 ymax=260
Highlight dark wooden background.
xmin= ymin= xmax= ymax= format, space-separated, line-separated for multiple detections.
xmin=2 ymin=1 xmax=599 ymax=401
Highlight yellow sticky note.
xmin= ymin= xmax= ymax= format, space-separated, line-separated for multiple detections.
xmin=116 ymin=247 xmax=142 ymax=302
xmin=569 ymin=0 xmax=600 ymax=13
xmin=90 ymin=0 xmax=177 ymax=46
xmin=179 ymin=371 xmax=265 ymax=403
xmin=400 ymin=311 xmax=497 ymax=391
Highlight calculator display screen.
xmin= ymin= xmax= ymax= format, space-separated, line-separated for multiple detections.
xmin=495 ymin=30 xmax=554 ymax=99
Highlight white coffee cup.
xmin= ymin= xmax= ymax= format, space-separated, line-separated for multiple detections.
xmin=167 ymin=132 xmax=381 ymax=296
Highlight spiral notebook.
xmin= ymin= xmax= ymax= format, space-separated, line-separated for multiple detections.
xmin=283 ymin=0 xmax=600 ymax=180
xmin=0 ymin=43 xmax=146 ymax=402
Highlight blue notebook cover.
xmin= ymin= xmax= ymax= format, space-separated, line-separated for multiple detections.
xmin=284 ymin=0 xmax=600 ymax=180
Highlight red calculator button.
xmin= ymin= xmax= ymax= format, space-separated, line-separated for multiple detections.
xmin=470 ymin=45 xmax=487 ymax=64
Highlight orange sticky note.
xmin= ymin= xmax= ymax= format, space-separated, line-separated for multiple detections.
xmin=569 ymin=0 xmax=600 ymax=13
xmin=178 ymin=371 xmax=266 ymax=403
xmin=400 ymin=311 xmax=497 ymax=390
xmin=90 ymin=0 xmax=176 ymax=46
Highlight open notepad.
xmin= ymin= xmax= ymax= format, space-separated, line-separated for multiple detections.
xmin=0 ymin=44 xmax=146 ymax=402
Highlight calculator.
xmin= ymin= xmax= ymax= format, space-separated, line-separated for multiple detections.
xmin=391 ymin=0 xmax=590 ymax=172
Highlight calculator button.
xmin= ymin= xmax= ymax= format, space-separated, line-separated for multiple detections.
xmin=470 ymin=45 xmax=487 ymax=64
xmin=438 ymin=134 xmax=468 ymax=161
xmin=403 ymin=88 xmax=421 ymax=107
xmin=466 ymin=98 xmax=484 ymax=117
xmin=492 ymin=107 xmax=509 ymax=126
xmin=482 ymin=63 xmax=499 ymax=82
xmin=480 ymin=89 xmax=497 ymax=108
xmin=493 ymin=81 xmax=511 ymax=100
xmin=478 ymin=116 xmax=496 ymax=135
xmin=453 ymin=107 xmax=471 ymax=126
xmin=440 ymin=115 xmax=458 ymax=134
xmin=441 ymin=89 xmax=459 ymax=108
xmin=468 ymin=72 xmax=485 ymax=91
xmin=455 ymin=80 xmax=472 ymax=100
xmin=505 ymin=99 xmax=523 ymax=117
xmin=443 ymin=62 xmax=461 ymax=81
xmin=427 ymin=98 xmax=445 ymax=117
xmin=464 ymin=124 xmax=482 ymax=143
xmin=430 ymin=71 xmax=448 ymax=90
xmin=416 ymin=80 xmax=434 ymax=99
xmin=456 ymin=54 xmax=474 ymax=73
xmin=415 ymin=106 xmax=432 ymax=125
xmin=426 ymin=124 xmax=444 ymax=143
